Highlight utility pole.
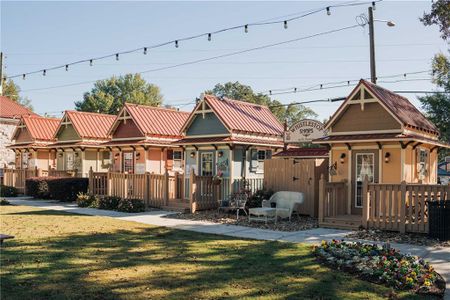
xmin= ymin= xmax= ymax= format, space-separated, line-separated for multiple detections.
xmin=0 ymin=52 xmax=3 ymax=96
xmin=368 ymin=7 xmax=376 ymax=84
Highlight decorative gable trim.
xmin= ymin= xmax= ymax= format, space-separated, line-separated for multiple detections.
xmin=54 ymin=113 xmax=82 ymax=141
xmin=108 ymin=105 xmax=145 ymax=138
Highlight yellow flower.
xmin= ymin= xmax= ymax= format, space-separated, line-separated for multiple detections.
xmin=424 ymin=279 xmax=432 ymax=287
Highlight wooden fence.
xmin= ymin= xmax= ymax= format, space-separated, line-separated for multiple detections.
xmin=2 ymin=168 xmax=39 ymax=194
xmin=318 ymin=174 xmax=450 ymax=233
xmin=88 ymin=168 xmax=264 ymax=212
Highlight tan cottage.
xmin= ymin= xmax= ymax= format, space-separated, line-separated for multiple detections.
xmin=314 ymin=79 xmax=449 ymax=215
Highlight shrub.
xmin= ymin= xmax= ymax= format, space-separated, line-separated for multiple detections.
xmin=117 ymin=198 xmax=145 ymax=213
xmin=25 ymin=177 xmax=51 ymax=199
xmin=94 ymin=196 xmax=121 ymax=210
xmin=0 ymin=185 xmax=18 ymax=197
xmin=247 ymin=188 xmax=274 ymax=208
xmin=47 ymin=178 xmax=89 ymax=202
xmin=0 ymin=198 xmax=11 ymax=205
xmin=76 ymin=193 xmax=98 ymax=208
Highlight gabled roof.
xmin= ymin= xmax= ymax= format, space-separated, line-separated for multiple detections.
xmin=16 ymin=115 xmax=60 ymax=141
xmin=326 ymin=79 xmax=439 ymax=136
xmin=0 ymin=96 xmax=37 ymax=119
xmin=181 ymin=95 xmax=284 ymax=136
xmin=111 ymin=103 xmax=190 ymax=138
xmin=56 ymin=111 xmax=116 ymax=140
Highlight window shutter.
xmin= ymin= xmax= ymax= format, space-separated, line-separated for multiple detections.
xmin=250 ymin=149 xmax=258 ymax=172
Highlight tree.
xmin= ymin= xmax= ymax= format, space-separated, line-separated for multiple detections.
xmin=1 ymin=77 xmax=33 ymax=110
xmin=418 ymin=54 xmax=450 ymax=159
xmin=420 ymin=0 xmax=450 ymax=40
xmin=206 ymin=81 xmax=317 ymax=125
xmin=75 ymin=74 xmax=163 ymax=114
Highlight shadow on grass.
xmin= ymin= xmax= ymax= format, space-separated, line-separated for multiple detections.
xmin=0 ymin=213 xmax=419 ymax=300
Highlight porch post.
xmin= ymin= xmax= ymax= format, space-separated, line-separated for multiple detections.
xmin=347 ymin=148 xmax=352 ymax=215
xmin=318 ymin=174 xmax=325 ymax=224
xmin=362 ymin=175 xmax=369 ymax=228
xmin=189 ymin=168 xmax=196 ymax=213
xmin=399 ymin=180 xmax=406 ymax=233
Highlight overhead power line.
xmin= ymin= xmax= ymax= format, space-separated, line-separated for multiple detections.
xmin=5 ymin=0 xmax=381 ymax=80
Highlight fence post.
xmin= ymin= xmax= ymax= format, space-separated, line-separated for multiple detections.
xmin=107 ymin=171 xmax=112 ymax=196
xmin=174 ymin=172 xmax=179 ymax=199
xmin=189 ymin=168 xmax=196 ymax=213
xmin=88 ymin=167 xmax=93 ymax=194
xmin=144 ymin=172 xmax=150 ymax=208
xmin=164 ymin=170 xmax=169 ymax=206
xmin=399 ymin=180 xmax=406 ymax=233
xmin=362 ymin=175 xmax=369 ymax=228
xmin=318 ymin=174 xmax=325 ymax=224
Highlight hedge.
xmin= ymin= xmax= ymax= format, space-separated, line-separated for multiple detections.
xmin=0 ymin=185 xmax=18 ymax=197
xmin=47 ymin=178 xmax=88 ymax=202
xmin=25 ymin=177 xmax=88 ymax=202
xmin=117 ymin=198 xmax=145 ymax=213
xmin=25 ymin=177 xmax=52 ymax=199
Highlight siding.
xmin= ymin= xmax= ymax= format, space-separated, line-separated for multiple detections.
xmin=333 ymin=102 xmax=401 ymax=132
xmin=113 ymin=119 xmax=143 ymax=139
xmin=57 ymin=124 xmax=80 ymax=141
xmin=15 ymin=128 xmax=32 ymax=143
xmin=186 ymin=113 xmax=228 ymax=136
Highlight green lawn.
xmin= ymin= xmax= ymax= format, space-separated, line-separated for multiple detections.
xmin=0 ymin=205 xmax=418 ymax=299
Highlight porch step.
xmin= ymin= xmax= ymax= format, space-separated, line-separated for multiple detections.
xmin=161 ymin=200 xmax=191 ymax=213
xmin=321 ymin=216 xmax=362 ymax=230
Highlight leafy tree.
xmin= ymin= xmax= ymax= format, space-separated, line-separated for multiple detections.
xmin=418 ymin=53 xmax=450 ymax=159
xmin=206 ymin=81 xmax=317 ymax=125
xmin=420 ymin=0 xmax=450 ymax=40
xmin=75 ymin=74 xmax=163 ymax=115
xmin=1 ymin=77 xmax=33 ymax=110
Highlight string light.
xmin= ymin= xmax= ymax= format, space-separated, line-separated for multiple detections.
xmin=175 ymin=40 xmax=179 ymax=48
xmin=43 ymin=70 xmax=46 ymax=76
xmin=144 ymin=47 xmax=147 ymax=55
xmin=7 ymin=0 xmax=383 ymax=80
xmin=372 ymin=1 xmax=376 ymax=10
xmin=65 ymin=65 xmax=69 ymax=71
xmin=89 ymin=59 xmax=93 ymax=66
xmin=22 ymin=74 xmax=26 ymax=80
xmin=208 ymin=33 xmax=212 ymax=41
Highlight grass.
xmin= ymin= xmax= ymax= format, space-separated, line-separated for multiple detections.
xmin=0 ymin=205 xmax=419 ymax=300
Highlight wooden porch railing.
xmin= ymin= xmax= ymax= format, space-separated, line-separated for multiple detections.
xmin=2 ymin=167 xmax=39 ymax=194
xmin=362 ymin=178 xmax=450 ymax=234
xmin=88 ymin=167 xmax=265 ymax=212
xmin=318 ymin=174 xmax=450 ymax=233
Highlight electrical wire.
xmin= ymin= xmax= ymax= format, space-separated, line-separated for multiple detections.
xmin=5 ymin=0 xmax=381 ymax=80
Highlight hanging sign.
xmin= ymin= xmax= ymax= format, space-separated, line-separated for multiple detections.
xmin=284 ymin=119 xmax=327 ymax=143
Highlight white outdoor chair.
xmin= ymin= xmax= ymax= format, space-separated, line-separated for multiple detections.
xmin=262 ymin=191 xmax=304 ymax=222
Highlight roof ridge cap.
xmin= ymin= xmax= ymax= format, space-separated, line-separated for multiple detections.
xmin=126 ymin=102 xmax=190 ymax=114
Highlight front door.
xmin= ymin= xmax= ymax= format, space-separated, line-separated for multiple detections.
xmin=200 ymin=152 xmax=214 ymax=176
xmin=354 ymin=152 xmax=376 ymax=212
xmin=122 ymin=152 xmax=134 ymax=173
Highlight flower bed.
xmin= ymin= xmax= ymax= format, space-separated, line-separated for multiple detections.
xmin=314 ymin=240 xmax=445 ymax=297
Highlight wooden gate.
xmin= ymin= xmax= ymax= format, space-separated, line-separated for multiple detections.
xmin=264 ymin=158 xmax=328 ymax=217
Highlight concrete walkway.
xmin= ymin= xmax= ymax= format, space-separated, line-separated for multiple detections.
xmin=6 ymin=198 xmax=450 ymax=298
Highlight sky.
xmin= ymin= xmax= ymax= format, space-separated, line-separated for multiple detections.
xmin=1 ymin=0 xmax=448 ymax=121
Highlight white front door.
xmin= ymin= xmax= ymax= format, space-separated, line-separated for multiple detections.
xmin=200 ymin=152 xmax=214 ymax=176
xmin=354 ymin=153 xmax=375 ymax=208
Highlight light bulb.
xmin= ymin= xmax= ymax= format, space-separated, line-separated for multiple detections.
xmin=90 ymin=59 xmax=93 ymax=66
xmin=208 ymin=33 xmax=211 ymax=41
xmin=116 ymin=53 xmax=119 ymax=61
xmin=284 ymin=21 xmax=288 ymax=29
xmin=244 ymin=24 xmax=248 ymax=33
xmin=65 ymin=65 xmax=69 ymax=71
xmin=372 ymin=2 xmax=376 ymax=10
xmin=22 ymin=74 xmax=26 ymax=80
xmin=326 ymin=7 xmax=331 ymax=15
xmin=144 ymin=47 xmax=147 ymax=55
xmin=43 ymin=69 xmax=46 ymax=76
xmin=175 ymin=40 xmax=179 ymax=48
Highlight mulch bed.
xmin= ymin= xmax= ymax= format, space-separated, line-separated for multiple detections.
xmin=346 ymin=229 xmax=450 ymax=248
xmin=165 ymin=210 xmax=318 ymax=231
xmin=314 ymin=240 xmax=446 ymax=298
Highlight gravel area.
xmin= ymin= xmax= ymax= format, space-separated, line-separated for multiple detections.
xmin=346 ymin=229 xmax=450 ymax=248
xmin=165 ymin=210 xmax=318 ymax=232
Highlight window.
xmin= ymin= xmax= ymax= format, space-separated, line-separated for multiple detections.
xmin=355 ymin=153 xmax=375 ymax=208
xmin=201 ymin=152 xmax=214 ymax=176
xmin=417 ymin=149 xmax=429 ymax=180
xmin=251 ymin=149 xmax=272 ymax=173
xmin=123 ymin=152 xmax=134 ymax=173
xmin=173 ymin=150 xmax=183 ymax=171
xmin=21 ymin=152 xmax=29 ymax=169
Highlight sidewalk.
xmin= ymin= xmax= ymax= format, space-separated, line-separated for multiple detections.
xmin=6 ymin=198 xmax=450 ymax=298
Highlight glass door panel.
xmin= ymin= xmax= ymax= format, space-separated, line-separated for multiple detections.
xmin=355 ymin=153 xmax=374 ymax=207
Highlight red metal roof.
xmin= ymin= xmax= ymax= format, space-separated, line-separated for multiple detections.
xmin=21 ymin=115 xmax=60 ymax=141
xmin=0 ymin=96 xmax=37 ymax=119
xmin=183 ymin=95 xmax=284 ymax=136
xmin=274 ymin=147 xmax=329 ymax=157
xmin=362 ymin=80 xmax=439 ymax=135
xmin=104 ymin=138 xmax=176 ymax=147
xmin=124 ymin=103 xmax=190 ymax=138
xmin=65 ymin=111 xmax=116 ymax=140
xmin=176 ymin=136 xmax=284 ymax=146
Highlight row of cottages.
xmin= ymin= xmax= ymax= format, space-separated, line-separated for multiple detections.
xmin=8 ymin=96 xmax=284 ymax=180
xmin=313 ymin=79 xmax=449 ymax=216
